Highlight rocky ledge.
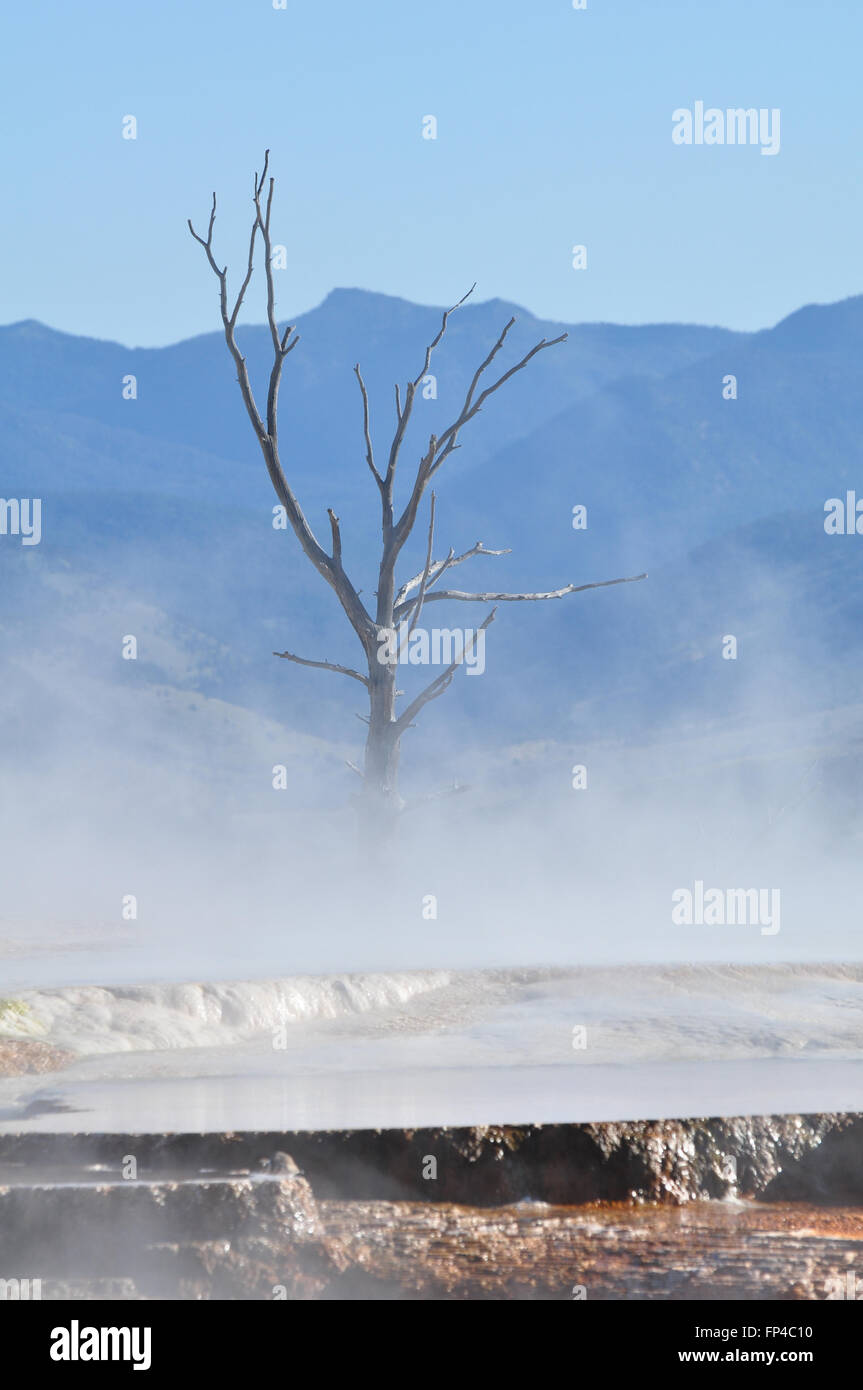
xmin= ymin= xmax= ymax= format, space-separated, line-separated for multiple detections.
xmin=2 ymin=1115 xmax=863 ymax=1299
xmin=3 ymin=1113 xmax=863 ymax=1203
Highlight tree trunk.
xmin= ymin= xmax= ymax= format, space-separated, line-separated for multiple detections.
xmin=360 ymin=659 xmax=403 ymax=849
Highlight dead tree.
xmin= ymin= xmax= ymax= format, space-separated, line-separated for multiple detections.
xmin=189 ymin=152 xmax=646 ymax=841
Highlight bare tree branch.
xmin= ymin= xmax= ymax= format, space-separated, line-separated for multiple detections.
xmin=403 ymin=571 xmax=648 ymax=609
xmin=394 ymin=541 xmax=512 ymax=613
xmin=327 ymin=508 xmax=342 ymax=563
xmin=273 ymin=650 xmax=369 ymax=686
xmin=384 ymin=285 xmax=475 ymax=492
xmin=394 ymin=607 xmax=497 ymax=734
xmin=353 ymin=364 xmax=384 ymax=490
xmin=189 ymin=153 xmax=375 ymax=654
xmin=188 ymin=192 xmax=267 ymax=443
xmin=407 ymin=492 xmax=437 ymax=640
xmin=252 ymin=151 xmax=300 ymax=446
xmin=390 ymin=326 xmax=568 ymax=563
xmin=434 ymin=326 xmax=569 ymax=481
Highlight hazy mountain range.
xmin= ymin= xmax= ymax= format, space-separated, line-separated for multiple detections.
xmin=2 ymin=289 xmax=862 ymax=843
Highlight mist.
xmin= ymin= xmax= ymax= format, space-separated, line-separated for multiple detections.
xmin=1 ymin=525 xmax=858 ymax=994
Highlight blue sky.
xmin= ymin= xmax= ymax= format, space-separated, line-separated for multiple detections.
xmin=2 ymin=0 xmax=860 ymax=345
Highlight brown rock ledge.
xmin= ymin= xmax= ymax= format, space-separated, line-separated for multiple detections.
xmin=3 ymin=1114 xmax=863 ymax=1203
xmin=3 ymin=1117 xmax=863 ymax=1299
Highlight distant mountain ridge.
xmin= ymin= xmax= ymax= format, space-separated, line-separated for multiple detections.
xmin=2 ymin=289 xmax=862 ymax=831
xmin=0 ymin=289 xmax=739 ymax=512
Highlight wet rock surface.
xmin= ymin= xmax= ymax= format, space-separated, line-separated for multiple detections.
xmin=319 ymin=1200 xmax=863 ymax=1301
xmin=3 ymin=1183 xmax=863 ymax=1301
xmin=2 ymin=1114 xmax=863 ymax=1299
xmin=1 ymin=1113 xmax=859 ymax=1203
xmin=0 ymin=1170 xmax=332 ymax=1300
